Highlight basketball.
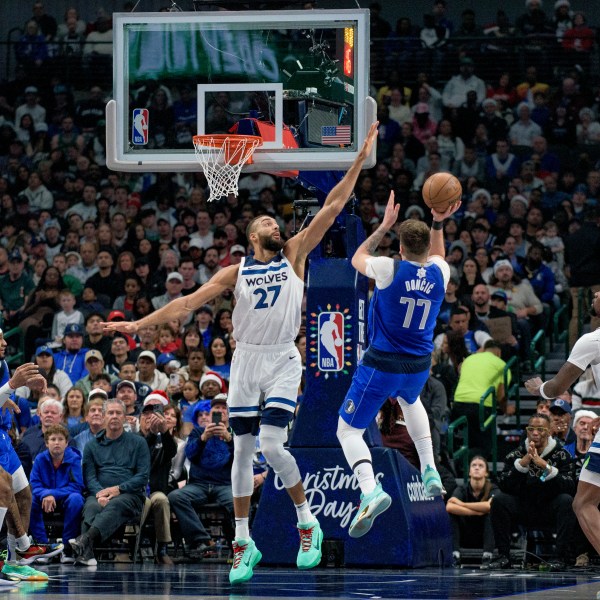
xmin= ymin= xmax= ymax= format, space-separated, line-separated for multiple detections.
xmin=422 ymin=173 xmax=462 ymax=212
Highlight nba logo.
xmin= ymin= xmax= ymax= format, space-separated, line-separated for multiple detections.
xmin=318 ymin=311 xmax=344 ymax=372
xmin=132 ymin=108 xmax=149 ymax=145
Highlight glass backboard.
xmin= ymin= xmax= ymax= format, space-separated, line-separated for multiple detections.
xmin=106 ymin=9 xmax=375 ymax=173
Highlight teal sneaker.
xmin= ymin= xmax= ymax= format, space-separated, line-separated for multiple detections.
xmin=296 ymin=521 xmax=323 ymax=570
xmin=229 ymin=538 xmax=262 ymax=584
xmin=422 ymin=465 xmax=446 ymax=498
xmin=2 ymin=563 xmax=48 ymax=581
xmin=348 ymin=484 xmax=392 ymax=538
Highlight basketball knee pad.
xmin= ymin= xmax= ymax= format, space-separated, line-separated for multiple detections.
xmin=336 ymin=417 xmax=370 ymax=469
xmin=231 ymin=434 xmax=256 ymax=498
xmin=259 ymin=425 xmax=301 ymax=489
xmin=398 ymin=397 xmax=431 ymax=441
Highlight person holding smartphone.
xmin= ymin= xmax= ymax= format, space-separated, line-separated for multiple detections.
xmin=167 ymin=394 xmax=234 ymax=559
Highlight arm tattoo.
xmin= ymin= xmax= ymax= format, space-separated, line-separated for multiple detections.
xmin=364 ymin=227 xmax=387 ymax=256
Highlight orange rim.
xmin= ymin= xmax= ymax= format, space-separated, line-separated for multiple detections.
xmin=193 ymin=134 xmax=263 ymax=164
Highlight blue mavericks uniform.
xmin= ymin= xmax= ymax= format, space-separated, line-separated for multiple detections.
xmin=0 ymin=359 xmax=23 ymax=475
xmin=340 ymin=257 xmax=449 ymax=428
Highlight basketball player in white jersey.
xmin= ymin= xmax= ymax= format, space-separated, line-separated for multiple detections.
xmin=525 ymin=291 xmax=600 ymax=560
xmin=103 ymin=122 xmax=379 ymax=583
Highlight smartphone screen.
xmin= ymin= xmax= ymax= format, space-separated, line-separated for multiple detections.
xmin=212 ymin=412 xmax=222 ymax=425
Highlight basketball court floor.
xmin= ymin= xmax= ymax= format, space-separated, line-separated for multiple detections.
xmin=4 ymin=563 xmax=600 ymax=599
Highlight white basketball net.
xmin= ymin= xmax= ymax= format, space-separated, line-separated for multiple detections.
xmin=193 ymin=135 xmax=262 ymax=202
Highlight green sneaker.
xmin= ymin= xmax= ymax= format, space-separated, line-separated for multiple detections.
xmin=2 ymin=563 xmax=48 ymax=581
xmin=348 ymin=483 xmax=391 ymax=539
xmin=422 ymin=465 xmax=446 ymax=498
xmin=229 ymin=538 xmax=262 ymax=584
xmin=296 ymin=521 xmax=323 ymax=570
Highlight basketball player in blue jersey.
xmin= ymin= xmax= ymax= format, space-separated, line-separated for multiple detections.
xmin=103 ymin=123 xmax=380 ymax=583
xmin=337 ymin=192 xmax=461 ymax=538
xmin=0 ymin=330 xmax=63 ymax=581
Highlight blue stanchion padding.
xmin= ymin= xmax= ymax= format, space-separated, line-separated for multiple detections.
xmin=252 ymin=447 xmax=452 ymax=567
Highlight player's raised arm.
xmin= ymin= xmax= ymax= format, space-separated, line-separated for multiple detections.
xmin=351 ymin=191 xmax=399 ymax=275
xmin=287 ymin=122 xmax=379 ymax=260
xmin=428 ymin=201 xmax=462 ymax=259
xmin=102 ymin=264 xmax=239 ymax=335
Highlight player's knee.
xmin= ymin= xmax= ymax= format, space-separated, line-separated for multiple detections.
xmin=336 ymin=416 xmax=361 ymax=443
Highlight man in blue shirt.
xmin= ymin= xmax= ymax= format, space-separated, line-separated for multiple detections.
xmin=337 ymin=192 xmax=461 ymax=538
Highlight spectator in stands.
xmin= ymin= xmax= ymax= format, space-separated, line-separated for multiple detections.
xmin=83 ymin=313 xmax=112 ymax=360
xmin=510 ymin=103 xmax=542 ymax=147
xmin=562 ymin=12 xmax=595 ymax=73
xmin=0 ymin=248 xmax=35 ymax=326
xmin=71 ymin=398 xmax=150 ymax=566
xmin=50 ymin=289 xmax=83 ymax=347
xmin=442 ymin=57 xmax=486 ymax=109
xmin=66 ymin=242 xmax=98 ymax=285
xmin=152 ymin=272 xmax=184 ymax=311
xmin=435 ymin=306 xmax=491 ymax=354
xmin=564 ymin=207 xmax=600 ymax=349
xmin=16 ymin=20 xmax=49 ymax=80
xmin=485 ymin=139 xmax=520 ymax=193
xmin=452 ymin=340 xmax=509 ymax=458
xmin=82 ymin=12 xmax=113 ymax=88
xmin=485 ymin=413 xmax=576 ymax=571
xmin=577 ymin=106 xmax=600 ymax=146
xmin=139 ymin=393 xmax=177 ymax=564
xmin=74 ymin=350 xmax=117 ymax=397
xmin=564 ymin=409 xmax=595 ymax=464
xmin=545 ymin=102 xmax=577 ymax=146
xmin=418 ymin=14 xmax=449 ymax=83
xmin=53 ymin=323 xmax=88 ymax=385
xmin=62 ymin=387 xmax=86 ymax=433
xmin=136 ymin=350 xmax=168 ymax=392
xmin=71 ymin=396 xmax=104 ymax=455
xmin=519 ymin=242 xmax=555 ymax=310
xmin=168 ymin=394 xmax=234 ymax=557
xmin=86 ymin=249 xmax=120 ymax=304
xmin=29 ymin=423 xmax=84 ymax=564
xmin=549 ymin=398 xmax=575 ymax=445
xmin=21 ymin=397 xmax=64 ymax=462
xmin=447 ymin=455 xmax=498 ymax=568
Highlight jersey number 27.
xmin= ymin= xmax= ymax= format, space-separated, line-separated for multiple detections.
xmin=253 ymin=285 xmax=282 ymax=309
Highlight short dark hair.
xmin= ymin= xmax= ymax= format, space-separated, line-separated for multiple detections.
xmin=44 ymin=424 xmax=69 ymax=442
xmin=398 ymin=220 xmax=430 ymax=256
xmin=529 ymin=413 xmax=551 ymax=425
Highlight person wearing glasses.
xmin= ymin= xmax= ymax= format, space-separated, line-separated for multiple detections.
xmin=483 ymin=413 xmax=577 ymax=571
xmin=525 ymin=290 xmax=600 ymax=571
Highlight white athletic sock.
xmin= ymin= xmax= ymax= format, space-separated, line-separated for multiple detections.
xmin=294 ymin=500 xmax=314 ymax=525
xmin=354 ymin=461 xmax=377 ymax=495
xmin=399 ymin=397 xmax=436 ymax=473
xmin=235 ymin=517 xmax=249 ymax=540
xmin=16 ymin=534 xmax=30 ymax=552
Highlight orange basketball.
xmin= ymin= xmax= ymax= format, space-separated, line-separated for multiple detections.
xmin=422 ymin=172 xmax=462 ymax=212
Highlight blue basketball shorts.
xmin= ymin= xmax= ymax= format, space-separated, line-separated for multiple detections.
xmin=338 ymin=364 xmax=430 ymax=429
xmin=0 ymin=429 xmax=23 ymax=477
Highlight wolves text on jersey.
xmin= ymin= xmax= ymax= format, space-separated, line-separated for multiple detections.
xmin=244 ymin=271 xmax=289 ymax=287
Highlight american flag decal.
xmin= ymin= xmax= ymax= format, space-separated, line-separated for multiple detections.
xmin=321 ymin=125 xmax=351 ymax=145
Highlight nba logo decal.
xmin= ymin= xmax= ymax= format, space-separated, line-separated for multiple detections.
xmin=318 ymin=312 xmax=344 ymax=371
xmin=132 ymin=108 xmax=149 ymax=145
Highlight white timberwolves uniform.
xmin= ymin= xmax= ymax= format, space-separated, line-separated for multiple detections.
xmin=228 ymin=252 xmax=304 ymax=422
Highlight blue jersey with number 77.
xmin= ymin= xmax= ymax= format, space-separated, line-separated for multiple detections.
xmin=367 ymin=256 xmax=449 ymax=357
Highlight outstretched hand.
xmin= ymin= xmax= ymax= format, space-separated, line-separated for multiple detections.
xmin=524 ymin=376 xmax=543 ymax=396
xmin=358 ymin=121 xmax=379 ymax=160
xmin=101 ymin=321 xmax=137 ymax=335
xmin=431 ymin=200 xmax=462 ymax=222
xmin=381 ymin=191 xmax=400 ymax=230
xmin=9 ymin=363 xmax=44 ymax=390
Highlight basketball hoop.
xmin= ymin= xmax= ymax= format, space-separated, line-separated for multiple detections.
xmin=193 ymin=134 xmax=263 ymax=202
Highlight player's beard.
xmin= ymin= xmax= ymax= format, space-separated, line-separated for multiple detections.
xmin=260 ymin=233 xmax=284 ymax=252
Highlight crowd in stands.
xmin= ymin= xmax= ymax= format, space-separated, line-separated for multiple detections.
xmin=0 ymin=0 xmax=600 ymax=569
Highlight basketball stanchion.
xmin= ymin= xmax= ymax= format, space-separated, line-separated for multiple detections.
xmin=193 ymin=134 xmax=263 ymax=202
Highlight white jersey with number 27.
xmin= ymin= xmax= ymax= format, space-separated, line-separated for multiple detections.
xmin=232 ymin=252 xmax=304 ymax=346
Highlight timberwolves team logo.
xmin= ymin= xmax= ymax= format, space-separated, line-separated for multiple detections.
xmin=318 ymin=312 xmax=344 ymax=371
xmin=132 ymin=108 xmax=149 ymax=145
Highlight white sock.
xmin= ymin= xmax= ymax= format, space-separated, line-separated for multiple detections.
xmin=399 ymin=397 xmax=436 ymax=473
xmin=16 ymin=534 xmax=30 ymax=552
xmin=354 ymin=460 xmax=377 ymax=495
xmin=0 ymin=508 xmax=6 ymax=532
xmin=336 ymin=417 xmax=376 ymax=495
xmin=294 ymin=500 xmax=314 ymax=525
xmin=235 ymin=518 xmax=249 ymax=540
